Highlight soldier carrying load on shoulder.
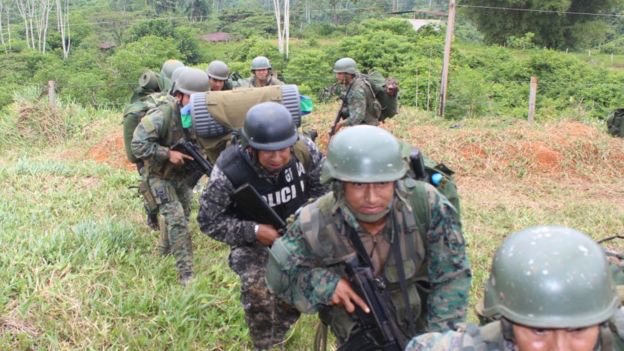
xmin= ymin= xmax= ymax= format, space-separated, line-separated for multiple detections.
xmin=406 ymin=225 xmax=624 ymax=351
xmin=197 ymin=101 xmax=328 ymax=350
xmin=131 ymin=68 xmax=210 ymax=285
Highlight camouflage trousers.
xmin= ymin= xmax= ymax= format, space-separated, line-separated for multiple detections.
xmin=229 ymin=245 xmax=300 ymax=349
xmin=148 ymin=175 xmax=194 ymax=278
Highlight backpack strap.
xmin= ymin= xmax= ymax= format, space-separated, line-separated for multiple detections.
xmin=155 ymin=101 xmax=173 ymax=140
xmin=293 ymin=138 xmax=312 ymax=172
xmin=407 ymin=180 xmax=432 ymax=246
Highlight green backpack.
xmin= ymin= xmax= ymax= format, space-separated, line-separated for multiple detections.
xmin=122 ymin=93 xmax=175 ymax=163
xmin=406 ymin=146 xmax=461 ymax=219
xmin=362 ymin=71 xmax=399 ymax=121
xmin=607 ymin=108 xmax=624 ymax=138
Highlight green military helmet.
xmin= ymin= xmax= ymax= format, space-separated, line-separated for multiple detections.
xmin=241 ymin=102 xmax=297 ymax=151
xmin=172 ymin=67 xmax=209 ymax=95
xmin=161 ymin=59 xmax=184 ymax=79
xmin=171 ymin=66 xmax=186 ymax=83
xmin=482 ymin=225 xmax=619 ymax=329
xmin=251 ymin=56 xmax=272 ymax=71
xmin=321 ymin=125 xmax=408 ymax=184
xmin=333 ymin=57 xmax=357 ymax=75
xmin=206 ymin=60 xmax=229 ymax=80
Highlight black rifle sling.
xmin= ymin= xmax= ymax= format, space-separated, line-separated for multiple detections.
xmin=347 ymin=226 xmax=374 ymax=270
xmin=391 ymin=211 xmax=415 ymax=337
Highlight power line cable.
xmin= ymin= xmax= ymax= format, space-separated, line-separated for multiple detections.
xmin=456 ymin=4 xmax=624 ymax=18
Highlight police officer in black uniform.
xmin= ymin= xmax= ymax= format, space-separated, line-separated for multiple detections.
xmin=197 ymin=101 xmax=327 ymax=350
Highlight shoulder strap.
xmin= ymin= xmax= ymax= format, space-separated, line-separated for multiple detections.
xmin=218 ymin=146 xmax=253 ymax=189
xmin=156 ymin=103 xmax=172 ymax=140
xmin=293 ymin=138 xmax=312 ymax=172
xmin=409 ymin=181 xmax=432 ymax=245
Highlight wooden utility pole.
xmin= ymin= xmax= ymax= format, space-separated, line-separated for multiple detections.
xmin=528 ymin=76 xmax=538 ymax=123
xmin=438 ymin=0 xmax=456 ymax=117
xmin=48 ymin=80 xmax=56 ymax=109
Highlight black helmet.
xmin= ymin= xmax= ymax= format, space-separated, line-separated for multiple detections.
xmin=241 ymin=102 xmax=297 ymax=151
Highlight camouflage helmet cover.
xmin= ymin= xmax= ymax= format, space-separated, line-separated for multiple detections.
xmin=251 ymin=56 xmax=272 ymax=71
xmin=241 ymin=102 xmax=297 ymax=151
xmin=172 ymin=67 xmax=210 ymax=95
xmin=321 ymin=125 xmax=408 ymax=184
xmin=333 ymin=57 xmax=357 ymax=75
xmin=482 ymin=225 xmax=619 ymax=328
xmin=161 ymin=59 xmax=184 ymax=79
xmin=206 ymin=60 xmax=229 ymax=80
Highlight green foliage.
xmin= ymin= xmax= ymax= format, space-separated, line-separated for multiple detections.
xmin=601 ymin=37 xmax=624 ymax=54
xmin=130 ymin=19 xmax=176 ymax=41
xmin=107 ymin=35 xmax=182 ymax=103
xmin=506 ymin=32 xmax=536 ymax=49
xmin=446 ymin=67 xmax=490 ymax=119
xmin=220 ymin=15 xmax=277 ymax=37
xmin=228 ymin=36 xmax=285 ymax=72
xmin=173 ymin=26 xmax=203 ymax=64
xmin=461 ymin=0 xmax=623 ymax=49
xmin=282 ymin=49 xmax=334 ymax=97
xmin=128 ymin=19 xmax=202 ymax=64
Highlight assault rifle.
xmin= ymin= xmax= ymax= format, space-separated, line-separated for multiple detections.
xmin=231 ymin=183 xmax=286 ymax=233
xmin=329 ymin=95 xmax=350 ymax=137
xmin=339 ymin=257 xmax=408 ymax=351
xmin=171 ymin=139 xmax=214 ymax=176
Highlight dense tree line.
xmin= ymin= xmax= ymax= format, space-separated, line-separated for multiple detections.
xmin=461 ymin=0 xmax=624 ymax=49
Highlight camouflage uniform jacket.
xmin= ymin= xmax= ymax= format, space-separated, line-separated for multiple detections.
xmin=343 ymin=74 xmax=381 ymax=126
xmin=197 ymin=135 xmax=327 ymax=249
xmin=267 ymin=179 xmax=471 ymax=341
xmin=131 ymin=100 xmax=190 ymax=180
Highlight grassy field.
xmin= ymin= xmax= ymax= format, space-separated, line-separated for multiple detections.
xmin=1 ymin=98 xmax=624 ymax=350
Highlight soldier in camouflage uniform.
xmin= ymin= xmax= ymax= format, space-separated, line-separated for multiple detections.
xmin=244 ymin=56 xmax=284 ymax=88
xmin=406 ymin=226 xmax=624 ymax=351
xmin=266 ymin=125 xmax=470 ymax=349
xmin=131 ymin=67 xmax=210 ymax=285
xmin=125 ymin=60 xmax=185 ymax=230
xmin=197 ymin=102 xmax=327 ymax=350
xmin=333 ymin=57 xmax=381 ymax=129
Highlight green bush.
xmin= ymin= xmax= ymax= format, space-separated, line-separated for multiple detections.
xmin=107 ymin=35 xmax=182 ymax=104
xmin=282 ymin=49 xmax=333 ymax=97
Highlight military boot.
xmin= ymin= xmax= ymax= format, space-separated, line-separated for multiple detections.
xmin=179 ymin=272 xmax=193 ymax=286
xmin=146 ymin=212 xmax=160 ymax=231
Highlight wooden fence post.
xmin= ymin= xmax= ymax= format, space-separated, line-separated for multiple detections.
xmin=528 ymin=76 xmax=538 ymax=123
xmin=48 ymin=80 xmax=56 ymax=110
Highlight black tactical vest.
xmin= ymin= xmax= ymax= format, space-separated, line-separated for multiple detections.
xmin=218 ymin=146 xmax=309 ymax=221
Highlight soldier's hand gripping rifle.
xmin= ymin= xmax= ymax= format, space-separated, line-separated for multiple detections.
xmin=338 ymin=257 xmax=408 ymax=351
xmin=231 ymin=183 xmax=286 ymax=234
xmin=171 ymin=139 xmax=214 ymax=176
